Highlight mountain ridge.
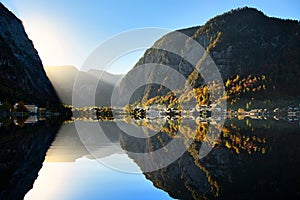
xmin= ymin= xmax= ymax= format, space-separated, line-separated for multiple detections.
xmin=0 ymin=3 xmax=59 ymax=105
xmin=123 ymin=7 xmax=300 ymax=104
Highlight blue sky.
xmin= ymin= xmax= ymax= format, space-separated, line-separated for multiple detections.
xmin=1 ymin=0 xmax=300 ymax=74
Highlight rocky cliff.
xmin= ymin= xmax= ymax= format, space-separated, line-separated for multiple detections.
xmin=122 ymin=7 xmax=300 ymax=103
xmin=0 ymin=3 xmax=59 ymax=104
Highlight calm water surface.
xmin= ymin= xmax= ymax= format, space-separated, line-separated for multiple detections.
xmin=1 ymin=116 xmax=300 ymax=199
xmin=24 ymin=123 xmax=172 ymax=200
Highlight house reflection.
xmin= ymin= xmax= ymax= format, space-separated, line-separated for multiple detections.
xmin=12 ymin=115 xmax=47 ymax=127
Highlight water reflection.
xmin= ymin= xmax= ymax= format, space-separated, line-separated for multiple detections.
xmin=0 ymin=120 xmax=61 ymax=199
xmin=24 ymin=122 xmax=172 ymax=200
xmin=1 ymin=107 xmax=300 ymax=199
xmin=44 ymin=122 xmax=123 ymax=163
xmin=119 ymin=116 xmax=300 ymax=199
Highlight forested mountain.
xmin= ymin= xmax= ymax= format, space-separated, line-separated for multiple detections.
xmin=121 ymin=7 xmax=300 ymax=104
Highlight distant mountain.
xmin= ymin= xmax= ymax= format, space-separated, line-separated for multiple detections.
xmin=44 ymin=66 xmax=123 ymax=106
xmin=120 ymin=7 xmax=300 ymax=104
xmin=86 ymin=69 xmax=123 ymax=85
xmin=0 ymin=3 xmax=59 ymax=104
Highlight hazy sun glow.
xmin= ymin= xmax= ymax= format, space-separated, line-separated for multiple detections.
xmin=22 ymin=17 xmax=67 ymax=66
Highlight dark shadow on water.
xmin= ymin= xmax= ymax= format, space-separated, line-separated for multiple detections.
xmin=120 ymin=118 xmax=300 ymax=199
xmin=0 ymin=119 xmax=61 ymax=200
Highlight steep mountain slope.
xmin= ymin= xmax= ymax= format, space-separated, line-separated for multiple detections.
xmin=44 ymin=66 xmax=123 ymax=106
xmin=0 ymin=3 xmax=59 ymax=104
xmin=121 ymin=7 xmax=300 ymax=103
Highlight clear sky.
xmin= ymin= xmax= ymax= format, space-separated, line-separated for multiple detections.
xmin=1 ymin=0 xmax=300 ymax=74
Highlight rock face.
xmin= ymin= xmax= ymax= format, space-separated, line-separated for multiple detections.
xmin=122 ymin=7 xmax=300 ymax=102
xmin=0 ymin=3 xmax=59 ymax=104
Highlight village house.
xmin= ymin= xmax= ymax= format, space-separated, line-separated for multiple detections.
xmin=13 ymin=103 xmax=38 ymax=114
xmin=25 ymin=105 xmax=38 ymax=113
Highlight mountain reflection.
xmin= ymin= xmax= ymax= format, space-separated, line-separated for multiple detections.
xmin=0 ymin=121 xmax=60 ymax=199
xmin=45 ymin=122 xmax=123 ymax=162
xmin=49 ymin=106 xmax=300 ymax=199
xmin=63 ymin=105 xmax=300 ymax=199
xmin=119 ymin=116 xmax=300 ymax=199
xmin=1 ymin=108 xmax=299 ymax=199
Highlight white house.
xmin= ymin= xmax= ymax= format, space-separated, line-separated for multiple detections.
xmin=25 ymin=105 xmax=38 ymax=113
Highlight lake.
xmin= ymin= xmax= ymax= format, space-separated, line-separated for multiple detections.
xmin=24 ymin=122 xmax=172 ymax=200
xmin=0 ymin=113 xmax=300 ymax=199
